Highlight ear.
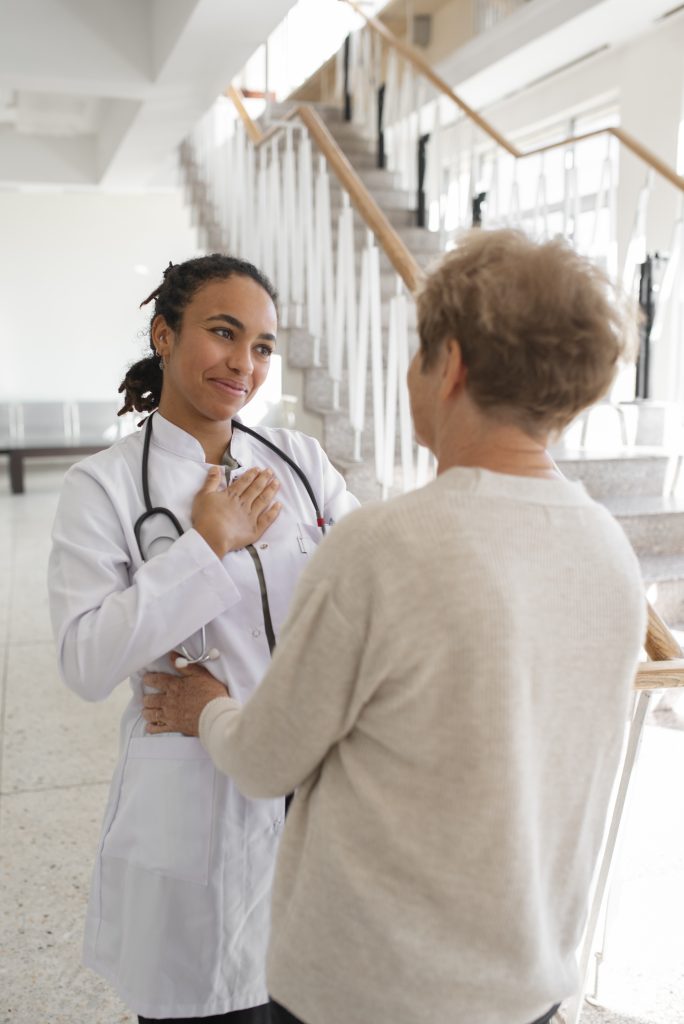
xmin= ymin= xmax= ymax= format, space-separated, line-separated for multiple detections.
xmin=151 ymin=314 xmax=173 ymax=359
xmin=438 ymin=339 xmax=467 ymax=400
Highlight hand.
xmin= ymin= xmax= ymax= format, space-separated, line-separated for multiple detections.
xmin=143 ymin=654 xmax=230 ymax=736
xmin=192 ymin=465 xmax=282 ymax=557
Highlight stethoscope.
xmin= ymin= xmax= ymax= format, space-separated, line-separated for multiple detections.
xmin=133 ymin=412 xmax=326 ymax=667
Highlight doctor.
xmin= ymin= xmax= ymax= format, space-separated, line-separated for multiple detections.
xmin=48 ymin=254 xmax=358 ymax=1024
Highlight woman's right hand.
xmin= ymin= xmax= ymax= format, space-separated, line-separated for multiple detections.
xmin=192 ymin=466 xmax=281 ymax=557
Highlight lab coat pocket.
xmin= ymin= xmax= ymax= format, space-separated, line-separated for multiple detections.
xmin=297 ymin=522 xmax=325 ymax=555
xmin=102 ymin=736 xmax=216 ymax=885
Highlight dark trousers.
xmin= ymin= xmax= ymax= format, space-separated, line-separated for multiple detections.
xmin=138 ymin=1005 xmax=270 ymax=1024
xmin=268 ymin=998 xmax=562 ymax=1024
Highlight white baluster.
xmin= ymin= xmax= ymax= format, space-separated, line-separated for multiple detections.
xmin=562 ymin=142 xmax=578 ymax=243
xmin=395 ymin=287 xmax=414 ymax=493
xmin=649 ymin=208 xmax=684 ymax=404
xmin=271 ymin=139 xmax=289 ymax=324
xmin=589 ymin=143 xmax=614 ymax=262
xmin=621 ymin=171 xmax=653 ymax=296
xmin=314 ymin=155 xmax=335 ymax=367
xmin=533 ymin=154 xmax=549 ymax=240
xmin=383 ymin=295 xmax=399 ymax=495
xmin=285 ymin=128 xmax=303 ymax=323
xmin=244 ymin=141 xmax=257 ymax=263
xmin=384 ymin=47 xmax=399 ymax=174
xmin=299 ymin=135 xmax=317 ymax=341
xmin=351 ymin=241 xmax=372 ymax=461
xmin=368 ymin=239 xmax=384 ymax=484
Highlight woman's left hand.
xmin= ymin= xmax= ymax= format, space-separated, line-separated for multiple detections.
xmin=143 ymin=654 xmax=230 ymax=736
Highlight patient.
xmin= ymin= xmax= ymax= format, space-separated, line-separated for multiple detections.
xmin=144 ymin=229 xmax=646 ymax=1024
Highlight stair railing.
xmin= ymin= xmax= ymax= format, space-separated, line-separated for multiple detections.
xmin=181 ymin=89 xmax=425 ymax=495
xmin=338 ymin=0 xmax=684 ymax=353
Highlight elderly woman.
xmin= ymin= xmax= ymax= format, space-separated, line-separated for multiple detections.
xmin=146 ymin=229 xmax=646 ymax=1024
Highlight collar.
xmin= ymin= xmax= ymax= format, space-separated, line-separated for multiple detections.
xmin=149 ymin=413 xmax=213 ymax=464
xmin=149 ymin=412 xmax=251 ymax=466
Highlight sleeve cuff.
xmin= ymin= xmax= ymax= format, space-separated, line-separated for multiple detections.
xmin=199 ymin=695 xmax=241 ymax=760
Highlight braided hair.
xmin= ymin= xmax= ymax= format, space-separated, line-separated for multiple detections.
xmin=117 ymin=254 xmax=278 ymax=417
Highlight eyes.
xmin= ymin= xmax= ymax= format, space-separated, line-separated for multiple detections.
xmin=211 ymin=327 xmax=274 ymax=359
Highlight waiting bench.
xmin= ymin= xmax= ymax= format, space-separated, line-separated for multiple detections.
xmin=0 ymin=401 xmax=135 ymax=494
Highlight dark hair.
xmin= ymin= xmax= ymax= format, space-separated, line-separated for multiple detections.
xmin=117 ymin=254 xmax=278 ymax=416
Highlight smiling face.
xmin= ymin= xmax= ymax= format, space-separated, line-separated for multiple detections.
xmin=153 ymin=274 xmax=277 ymax=436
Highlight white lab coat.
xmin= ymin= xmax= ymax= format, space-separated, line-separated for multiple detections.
xmin=48 ymin=414 xmax=359 ymax=1019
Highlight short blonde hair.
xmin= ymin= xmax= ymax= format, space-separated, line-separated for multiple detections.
xmin=416 ymin=229 xmax=636 ymax=435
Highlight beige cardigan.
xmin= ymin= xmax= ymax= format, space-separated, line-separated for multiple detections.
xmin=200 ymin=467 xmax=646 ymax=1024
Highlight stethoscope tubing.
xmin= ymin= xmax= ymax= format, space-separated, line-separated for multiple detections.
xmin=132 ymin=412 xmax=325 ymax=666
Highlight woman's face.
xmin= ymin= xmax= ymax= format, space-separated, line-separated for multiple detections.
xmin=154 ymin=275 xmax=277 ymax=428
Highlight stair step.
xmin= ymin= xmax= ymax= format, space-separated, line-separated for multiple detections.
xmin=556 ymin=449 xmax=674 ymax=499
xmin=600 ymin=496 xmax=684 ymax=557
xmin=330 ymin=186 xmax=414 ymax=211
xmin=354 ymin=166 xmax=402 ymax=190
xmin=326 ymin=120 xmax=375 ymax=141
xmin=639 ymin=555 xmax=684 ymax=631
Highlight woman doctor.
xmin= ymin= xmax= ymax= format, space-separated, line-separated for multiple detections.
xmin=48 ymin=254 xmax=359 ymax=1024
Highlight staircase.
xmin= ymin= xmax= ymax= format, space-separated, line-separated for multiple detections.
xmin=181 ymin=100 xmax=684 ymax=634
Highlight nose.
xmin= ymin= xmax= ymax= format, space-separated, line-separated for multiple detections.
xmin=227 ymin=339 xmax=253 ymax=376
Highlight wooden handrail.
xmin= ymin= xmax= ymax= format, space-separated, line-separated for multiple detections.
xmin=298 ymin=105 xmax=422 ymax=292
xmin=635 ymin=660 xmax=684 ymax=690
xmin=343 ymin=0 xmax=517 ymax=157
xmin=224 ymin=89 xmax=684 ymax=683
xmin=342 ymin=0 xmax=684 ymax=194
xmin=644 ymin=602 xmax=683 ymax=662
xmin=226 ymin=85 xmax=263 ymax=146
xmin=225 ymin=89 xmax=422 ymax=293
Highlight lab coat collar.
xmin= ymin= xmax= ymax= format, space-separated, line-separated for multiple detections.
xmin=228 ymin=415 xmax=253 ymax=467
xmin=150 ymin=413 xmax=212 ymax=464
xmin=151 ymin=412 xmax=253 ymax=466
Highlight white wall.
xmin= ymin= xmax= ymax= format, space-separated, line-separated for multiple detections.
xmin=0 ymin=190 xmax=200 ymax=402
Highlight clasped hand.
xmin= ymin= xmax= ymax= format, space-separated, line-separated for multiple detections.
xmin=192 ymin=465 xmax=281 ymax=558
xmin=143 ymin=654 xmax=229 ymax=736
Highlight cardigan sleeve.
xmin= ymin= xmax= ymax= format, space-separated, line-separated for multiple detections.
xmin=199 ymin=510 xmax=376 ymax=797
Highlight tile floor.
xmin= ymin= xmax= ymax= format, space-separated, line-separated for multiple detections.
xmin=1 ymin=461 xmax=683 ymax=1024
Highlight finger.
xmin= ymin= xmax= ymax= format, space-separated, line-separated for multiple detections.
xmin=250 ymin=480 xmax=280 ymax=514
xmin=143 ymin=673 xmax=174 ymax=692
xmin=196 ymin=465 xmax=223 ymax=496
xmin=146 ymin=722 xmax=176 ymax=734
xmin=256 ymin=501 xmax=282 ymax=527
xmin=142 ymin=695 xmax=163 ymax=709
xmin=236 ymin=469 xmax=278 ymax=507
xmin=226 ymin=467 xmax=263 ymax=498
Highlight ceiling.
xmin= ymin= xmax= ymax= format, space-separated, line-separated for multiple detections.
xmin=0 ymin=0 xmax=296 ymax=190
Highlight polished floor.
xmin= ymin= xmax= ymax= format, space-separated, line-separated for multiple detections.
xmin=1 ymin=462 xmax=683 ymax=1024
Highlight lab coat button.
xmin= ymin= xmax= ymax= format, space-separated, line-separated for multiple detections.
xmin=252 ymin=628 xmax=261 ymax=638
xmin=259 ymin=543 xmax=268 ymax=550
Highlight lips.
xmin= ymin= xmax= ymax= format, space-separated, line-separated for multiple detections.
xmin=209 ymin=378 xmax=249 ymax=397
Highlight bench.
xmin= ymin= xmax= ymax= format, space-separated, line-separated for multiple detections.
xmin=0 ymin=401 xmax=134 ymax=494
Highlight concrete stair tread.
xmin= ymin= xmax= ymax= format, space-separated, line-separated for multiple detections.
xmin=599 ymin=495 xmax=684 ymax=516
xmin=638 ymin=554 xmax=684 ymax=583
xmin=556 ymin=447 xmax=674 ymax=462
